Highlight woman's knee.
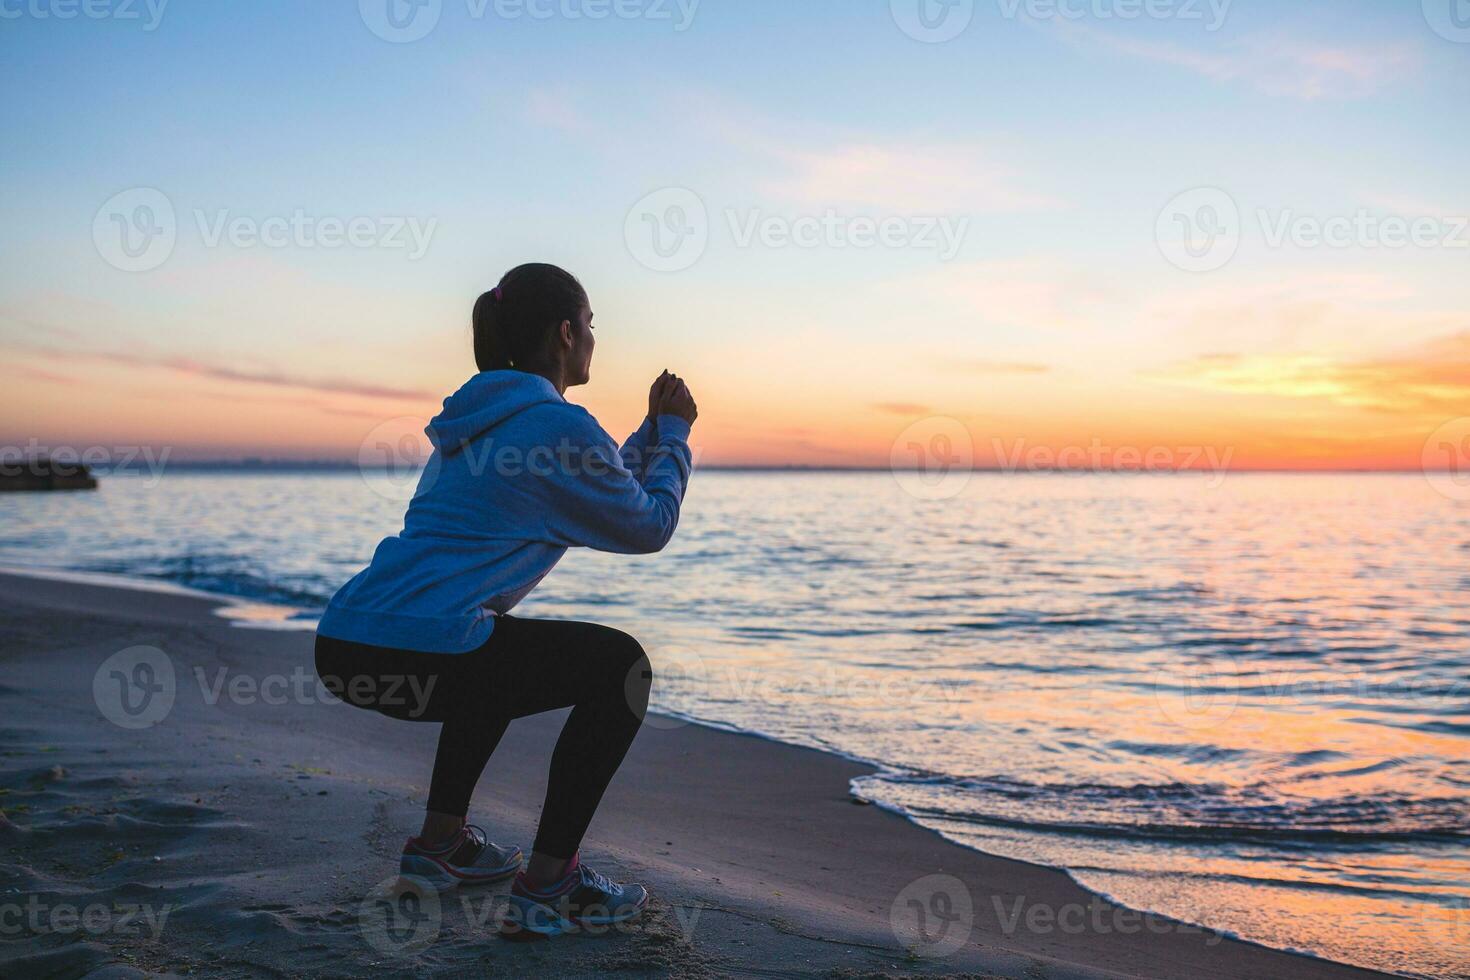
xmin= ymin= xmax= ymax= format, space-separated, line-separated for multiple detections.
xmin=597 ymin=626 xmax=651 ymax=718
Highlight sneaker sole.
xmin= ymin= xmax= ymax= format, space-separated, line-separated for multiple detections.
xmin=400 ymin=852 xmax=522 ymax=892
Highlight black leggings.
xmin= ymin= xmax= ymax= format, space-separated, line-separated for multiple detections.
xmin=314 ymin=615 xmax=652 ymax=859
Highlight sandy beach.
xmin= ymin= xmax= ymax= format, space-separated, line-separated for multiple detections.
xmin=0 ymin=570 xmax=1399 ymax=979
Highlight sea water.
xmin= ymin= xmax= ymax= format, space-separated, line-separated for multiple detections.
xmin=3 ymin=470 xmax=1466 ymax=977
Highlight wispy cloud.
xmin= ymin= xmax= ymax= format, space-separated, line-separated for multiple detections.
xmin=14 ymin=365 xmax=77 ymax=385
xmin=14 ymin=346 xmax=433 ymax=402
xmin=763 ymin=143 xmax=1062 ymax=213
xmin=1053 ymin=22 xmax=1418 ymax=100
xmin=521 ymin=85 xmax=1061 ymax=215
xmin=1148 ymin=332 xmax=1470 ymax=414
xmin=872 ymin=401 xmax=933 ymax=416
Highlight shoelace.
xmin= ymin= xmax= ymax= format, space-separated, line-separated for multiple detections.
xmin=579 ymin=863 xmax=615 ymax=894
xmin=464 ymin=824 xmax=488 ymax=850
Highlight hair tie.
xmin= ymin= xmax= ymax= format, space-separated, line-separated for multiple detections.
xmin=492 ymin=286 xmax=504 ymax=302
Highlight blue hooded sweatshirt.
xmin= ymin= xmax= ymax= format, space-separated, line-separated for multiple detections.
xmin=317 ymin=370 xmax=693 ymax=653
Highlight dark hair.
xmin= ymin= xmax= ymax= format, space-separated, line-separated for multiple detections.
xmin=472 ymin=263 xmax=588 ymax=372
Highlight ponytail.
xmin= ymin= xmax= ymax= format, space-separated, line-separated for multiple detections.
xmin=472 ymin=263 xmax=587 ymax=373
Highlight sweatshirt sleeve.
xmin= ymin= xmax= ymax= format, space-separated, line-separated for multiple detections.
xmin=619 ymin=415 xmax=660 ymax=484
xmin=538 ymin=411 xmax=694 ymax=555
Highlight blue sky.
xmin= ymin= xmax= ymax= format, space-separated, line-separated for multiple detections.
xmin=2 ymin=0 xmax=1468 ymax=466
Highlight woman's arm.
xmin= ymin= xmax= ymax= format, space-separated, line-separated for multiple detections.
xmin=619 ymin=414 xmax=660 ymax=484
xmin=619 ymin=371 xmax=674 ymax=483
xmin=538 ymin=407 xmax=694 ymax=555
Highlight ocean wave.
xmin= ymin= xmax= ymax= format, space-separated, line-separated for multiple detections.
xmin=85 ymin=555 xmax=333 ymax=610
xmin=856 ymin=772 xmax=1470 ymax=845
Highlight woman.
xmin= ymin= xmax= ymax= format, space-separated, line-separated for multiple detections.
xmin=314 ymin=263 xmax=697 ymax=938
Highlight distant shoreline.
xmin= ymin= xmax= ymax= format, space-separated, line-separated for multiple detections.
xmin=64 ymin=461 xmax=1440 ymax=475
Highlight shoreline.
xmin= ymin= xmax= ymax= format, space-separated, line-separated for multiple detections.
xmin=0 ymin=569 xmax=1400 ymax=978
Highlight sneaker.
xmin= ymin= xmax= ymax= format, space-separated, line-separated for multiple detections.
xmin=500 ymin=853 xmax=648 ymax=938
xmin=399 ymin=824 xmax=522 ymax=891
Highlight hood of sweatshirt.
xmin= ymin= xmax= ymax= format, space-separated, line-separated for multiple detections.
xmin=426 ymin=371 xmax=565 ymax=456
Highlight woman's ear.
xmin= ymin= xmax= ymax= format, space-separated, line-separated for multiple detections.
xmin=558 ymin=320 xmax=574 ymax=350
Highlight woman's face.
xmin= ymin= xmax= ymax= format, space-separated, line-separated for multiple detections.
xmin=566 ymin=303 xmax=595 ymax=387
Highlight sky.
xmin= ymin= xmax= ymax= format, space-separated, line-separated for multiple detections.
xmin=2 ymin=0 xmax=1468 ymax=470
